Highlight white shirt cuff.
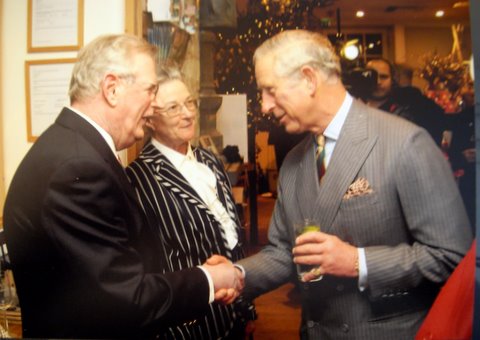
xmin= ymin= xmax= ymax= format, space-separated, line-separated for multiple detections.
xmin=198 ymin=266 xmax=215 ymax=303
xmin=357 ymin=248 xmax=368 ymax=291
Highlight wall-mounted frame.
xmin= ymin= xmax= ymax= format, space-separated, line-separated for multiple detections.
xmin=199 ymin=135 xmax=219 ymax=155
xmin=27 ymin=0 xmax=84 ymax=52
xmin=25 ymin=59 xmax=76 ymax=142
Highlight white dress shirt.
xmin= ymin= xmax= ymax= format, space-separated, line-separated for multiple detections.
xmin=150 ymin=138 xmax=239 ymax=250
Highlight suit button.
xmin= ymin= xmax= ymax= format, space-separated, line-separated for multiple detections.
xmin=336 ymin=284 xmax=344 ymax=291
xmin=341 ymin=323 xmax=350 ymax=333
xmin=307 ymin=321 xmax=315 ymax=328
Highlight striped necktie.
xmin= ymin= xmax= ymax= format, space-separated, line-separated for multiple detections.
xmin=316 ymin=134 xmax=326 ymax=181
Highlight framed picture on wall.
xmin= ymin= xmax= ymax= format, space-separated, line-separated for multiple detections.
xmin=199 ymin=135 xmax=219 ymax=155
xmin=27 ymin=0 xmax=84 ymax=52
xmin=25 ymin=59 xmax=76 ymax=142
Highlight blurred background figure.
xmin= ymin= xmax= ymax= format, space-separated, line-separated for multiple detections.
xmin=395 ymin=63 xmax=415 ymax=87
xmin=447 ymin=58 xmax=476 ymax=231
xmin=366 ymin=58 xmax=446 ymax=147
xmin=126 ymin=65 xmax=255 ymax=339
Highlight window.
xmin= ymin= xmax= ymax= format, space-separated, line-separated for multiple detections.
xmin=327 ymin=29 xmax=387 ymax=64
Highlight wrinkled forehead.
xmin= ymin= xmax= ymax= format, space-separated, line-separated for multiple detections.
xmin=254 ymin=54 xmax=280 ymax=87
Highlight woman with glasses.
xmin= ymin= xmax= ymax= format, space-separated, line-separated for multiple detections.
xmin=126 ymin=65 xmax=255 ymax=339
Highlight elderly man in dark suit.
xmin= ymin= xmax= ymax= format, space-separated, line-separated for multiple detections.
xmin=237 ymin=29 xmax=472 ymax=339
xmin=3 ymin=34 xmax=239 ymax=339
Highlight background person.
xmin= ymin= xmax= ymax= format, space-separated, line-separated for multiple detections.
xmin=126 ymin=65 xmax=255 ymax=339
xmin=3 ymin=34 xmax=239 ymax=339
xmin=237 ymin=29 xmax=472 ymax=339
xmin=447 ymin=79 xmax=476 ymax=231
xmin=366 ymin=58 xmax=446 ymax=147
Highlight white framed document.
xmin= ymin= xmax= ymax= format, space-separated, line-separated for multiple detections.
xmin=27 ymin=0 xmax=84 ymax=52
xmin=25 ymin=59 xmax=76 ymax=142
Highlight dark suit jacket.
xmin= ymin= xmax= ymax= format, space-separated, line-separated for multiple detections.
xmin=3 ymin=108 xmax=210 ymax=339
xmin=239 ymin=99 xmax=472 ymax=339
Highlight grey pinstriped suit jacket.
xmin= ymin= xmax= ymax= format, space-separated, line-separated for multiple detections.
xmin=239 ymin=99 xmax=473 ymax=339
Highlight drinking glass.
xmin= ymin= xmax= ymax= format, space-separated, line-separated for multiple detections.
xmin=294 ymin=218 xmax=322 ymax=282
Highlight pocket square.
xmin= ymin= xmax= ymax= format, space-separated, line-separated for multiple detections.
xmin=344 ymin=177 xmax=373 ymax=200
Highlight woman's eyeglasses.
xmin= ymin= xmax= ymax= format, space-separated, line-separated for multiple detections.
xmin=154 ymin=98 xmax=198 ymax=118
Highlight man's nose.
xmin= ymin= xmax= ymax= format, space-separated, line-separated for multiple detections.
xmin=261 ymin=92 xmax=275 ymax=114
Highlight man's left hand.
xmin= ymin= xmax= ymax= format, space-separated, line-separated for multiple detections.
xmin=293 ymin=231 xmax=358 ymax=282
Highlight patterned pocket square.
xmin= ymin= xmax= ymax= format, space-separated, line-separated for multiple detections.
xmin=343 ymin=177 xmax=373 ymax=200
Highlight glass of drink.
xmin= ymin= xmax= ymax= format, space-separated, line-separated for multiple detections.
xmin=294 ymin=218 xmax=322 ymax=282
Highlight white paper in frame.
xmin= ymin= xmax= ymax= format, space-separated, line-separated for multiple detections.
xmin=27 ymin=0 xmax=84 ymax=52
xmin=25 ymin=59 xmax=76 ymax=142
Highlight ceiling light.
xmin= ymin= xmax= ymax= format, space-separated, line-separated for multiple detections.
xmin=341 ymin=40 xmax=361 ymax=61
xmin=435 ymin=10 xmax=445 ymax=17
xmin=356 ymin=11 xmax=365 ymax=18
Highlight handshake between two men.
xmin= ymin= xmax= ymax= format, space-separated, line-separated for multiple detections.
xmin=202 ymin=255 xmax=245 ymax=304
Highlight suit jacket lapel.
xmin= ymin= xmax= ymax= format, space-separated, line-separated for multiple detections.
xmin=319 ymin=100 xmax=378 ymax=233
xmin=141 ymin=143 xmax=207 ymax=208
xmin=294 ymin=101 xmax=378 ymax=233
xmin=194 ymin=148 xmax=241 ymax=230
xmin=141 ymin=144 xmax=234 ymax=252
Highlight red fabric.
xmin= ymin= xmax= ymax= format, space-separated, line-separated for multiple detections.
xmin=416 ymin=241 xmax=475 ymax=340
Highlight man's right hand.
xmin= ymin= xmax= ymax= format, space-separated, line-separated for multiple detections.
xmin=202 ymin=255 xmax=244 ymax=304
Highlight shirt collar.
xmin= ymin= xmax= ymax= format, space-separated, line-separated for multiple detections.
xmin=68 ymin=106 xmax=117 ymax=156
xmin=150 ymin=138 xmax=193 ymax=168
xmin=323 ymin=92 xmax=353 ymax=141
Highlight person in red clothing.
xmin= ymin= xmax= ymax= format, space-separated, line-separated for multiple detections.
xmin=416 ymin=241 xmax=476 ymax=340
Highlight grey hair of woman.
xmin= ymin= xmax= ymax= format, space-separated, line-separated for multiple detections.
xmin=156 ymin=63 xmax=185 ymax=87
xmin=253 ymin=29 xmax=341 ymax=81
xmin=69 ymin=34 xmax=157 ymax=104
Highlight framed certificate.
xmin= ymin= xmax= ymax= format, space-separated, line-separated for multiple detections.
xmin=27 ymin=0 xmax=84 ymax=52
xmin=25 ymin=59 xmax=76 ymax=142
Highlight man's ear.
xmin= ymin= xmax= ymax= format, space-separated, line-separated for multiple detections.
xmin=300 ymin=65 xmax=318 ymax=96
xmin=102 ymin=74 xmax=120 ymax=106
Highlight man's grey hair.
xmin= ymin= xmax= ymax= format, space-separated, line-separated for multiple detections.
xmin=253 ymin=29 xmax=341 ymax=80
xmin=69 ymin=34 xmax=157 ymax=103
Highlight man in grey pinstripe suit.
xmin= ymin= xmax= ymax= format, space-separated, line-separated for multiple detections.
xmin=237 ymin=29 xmax=473 ymax=339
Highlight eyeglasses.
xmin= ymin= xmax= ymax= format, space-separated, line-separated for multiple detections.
xmin=154 ymin=98 xmax=198 ymax=117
